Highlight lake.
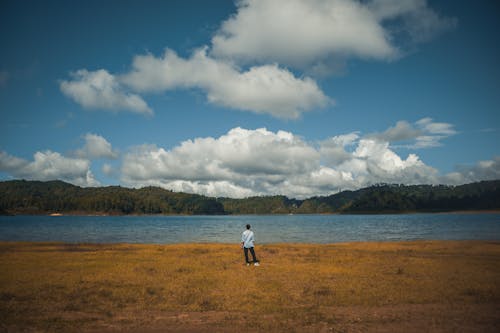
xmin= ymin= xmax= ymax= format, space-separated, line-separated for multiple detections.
xmin=1 ymin=213 xmax=500 ymax=244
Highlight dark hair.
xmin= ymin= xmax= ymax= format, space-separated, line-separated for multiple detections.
xmin=246 ymin=224 xmax=251 ymax=230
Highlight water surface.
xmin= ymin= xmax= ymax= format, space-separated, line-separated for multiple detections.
xmin=0 ymin=213 xmax=499 ymax=244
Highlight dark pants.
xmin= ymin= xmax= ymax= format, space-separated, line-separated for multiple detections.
xmin=244 ymin=247 xmax=258 ymax=264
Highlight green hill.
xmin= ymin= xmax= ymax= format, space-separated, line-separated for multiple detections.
xmin=221 ymin=181 xmax=500 ymax=214
xmin=0 ymin=180 xmax=224 ymax=215
xmin=0 ymin=179 xmax=499 ymax=215
xmin=327 ymin=181 xmax=500 ymax=213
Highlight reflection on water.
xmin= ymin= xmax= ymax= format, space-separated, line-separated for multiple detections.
xmin=0 ymin=213 xmax=499 ymax=244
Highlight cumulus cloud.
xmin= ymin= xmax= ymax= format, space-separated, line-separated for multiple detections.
xmin=122 ymin=127 xmax=319 ymax=186
xmin=60 ymin=69 xmax=152 ymax=115
xmin=75 ymin=133 xmax=119 ymax=159
xmin=121 ymin=48 xmax=329 ymax=119
xmin=3 ymin=124 xmax=496 ymax=198
xmin=320 ymin=132 xmax=360 ymax=165
xmin=0 ymin=150 xmax=99 ymax=187
xmin=212 ymin=0 xmax=456 ymax=70
xmin=61 ymin=52 xmax=329 ymax=119
xmin=348 ymin=139 xmax=439 ymax=184
xmin=121 ymin=127 xmax=443 ymax=198
xmin=212 ymin=0 xmax=396 ymax=68
xmin=0 ymin=133 xmax=118 ymax=186
xmin=59 ymin=1 xmax=454 ymax=119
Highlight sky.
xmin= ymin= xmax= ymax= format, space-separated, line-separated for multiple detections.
xmin=0 ymin=0 xmax=499 ymax=199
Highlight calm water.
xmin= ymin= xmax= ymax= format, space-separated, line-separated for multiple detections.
xmin=0 ymin=214 xmax=499 ymax=244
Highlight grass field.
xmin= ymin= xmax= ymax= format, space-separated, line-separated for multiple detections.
xmin=1 ymin=241 xmax=499 ymax=332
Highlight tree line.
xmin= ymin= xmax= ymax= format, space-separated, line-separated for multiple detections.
xmin=0 ymin=180 xmax=224 ymax=215
xmin=0 ymin=179 xmax=499 ymax=215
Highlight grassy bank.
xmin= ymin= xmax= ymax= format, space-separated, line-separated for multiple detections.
xmin=1 ymin=241 xmax=499 ymax=332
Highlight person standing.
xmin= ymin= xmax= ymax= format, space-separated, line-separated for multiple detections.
xmin=241 ymin=224 xmax=260 ymax=266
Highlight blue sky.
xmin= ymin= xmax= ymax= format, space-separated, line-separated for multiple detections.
xmin=1 ymin=0 xmax=499 ymax=198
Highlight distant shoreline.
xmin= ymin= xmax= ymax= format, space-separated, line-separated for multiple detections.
xmin=2 ymin=209 xmax=500 ymax=217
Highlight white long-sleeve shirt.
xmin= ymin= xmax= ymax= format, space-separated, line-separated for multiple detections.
xmin=241 ymin=229 xmax=255 ymax=248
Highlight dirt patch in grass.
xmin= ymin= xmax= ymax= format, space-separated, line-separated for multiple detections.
xmin=0 ymin=241 xmax=499 ymax=332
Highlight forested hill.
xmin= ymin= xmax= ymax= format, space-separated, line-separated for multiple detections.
xmin=0 ymin=179 xmax=499 ymax=215
xmin=0 ymin=180 xmax=224 ymax=215
xmin=220 ymin=180 xmax=500 ymax=214
xmin=300 ymin=180 xmax=500 ymax=214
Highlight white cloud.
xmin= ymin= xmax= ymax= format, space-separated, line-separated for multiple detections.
xmin=121 ymin=48 xmax=329 ymax=119
xmin=3 ymin=123 xmax=494 ymax=198
xmin=0 ymin=133 xmax=118 ymax=186
xmin=60 ymin=69 xmax=152 ymax=115
xmin=444 ymin=157 xmax=500 ymax=185
xmin=121 ymin=127 xmax=442 ymax=198
xmin=102 ymin=163 xmax=117 ymax=177
xmin=413 ymin=118 xmax=457 ymax=148
xmin=0 ymin=150 xmax=99 ymax=187
xmin=370 ymin=120 xmax=422 ymax=142
xmin=134 ymin=179 xmax=256 ymax=199
xmin=121 ymin=127 xmax=323 ymax=197
xmin=347 ymin=139 xmax=439 ymax=184
xmin=211 ymin=0 xmax=456 ymax=70
xmin=0 ymin=152 xmax=26 ymax=171
xmin=59 ymin=1 xmax=454 ymax=119
xmin=320 ymin=132 xmax=359 ymax=165
xmin=369 ymin=118 xmax=457 ymax=148
xmin=416 ymin=117 xmax=457 ymax=135
xmin=75 ymin=133 xmax=118 ymax=159
xmin=212 ymin=0 xmax=396 ymax=68
xmin=122 ymin=127 xmax=319 ymax=182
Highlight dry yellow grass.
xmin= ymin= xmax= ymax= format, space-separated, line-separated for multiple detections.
xmin=0 ymin=241 xmax=499 ymax=332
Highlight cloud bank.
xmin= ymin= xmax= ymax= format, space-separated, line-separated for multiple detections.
xmin=118 ymin=123 xmax=474 ymax=199
xmin=1 ymin=123 xmax=498 ymax=197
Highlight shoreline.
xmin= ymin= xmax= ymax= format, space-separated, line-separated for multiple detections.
xmin=1 ymin=239 xmax=500 ymax=246
xmin=2 ymin=209 xmax=500 ymax=217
